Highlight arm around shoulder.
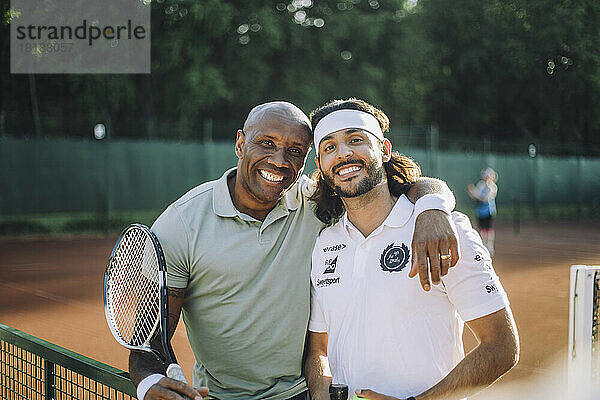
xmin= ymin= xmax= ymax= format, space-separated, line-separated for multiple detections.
xmin=407 ymin=177 xmax=460 ymax=290
xmin=407 ymin=177 xmax=455 ymax=212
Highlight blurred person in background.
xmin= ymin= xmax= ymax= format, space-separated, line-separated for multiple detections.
xmin=467 ymin=168 xmax=498 ymax=256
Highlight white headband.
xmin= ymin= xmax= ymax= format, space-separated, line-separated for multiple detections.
xmin=313 ymin=109 xmax=384 ymax=153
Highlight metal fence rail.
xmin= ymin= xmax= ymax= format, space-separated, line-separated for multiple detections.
xmin=0 ymin=323 xmax=137 ymax=399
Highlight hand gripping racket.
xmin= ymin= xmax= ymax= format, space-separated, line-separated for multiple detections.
xmin=103 ymin=223 xmax=187 ymax=383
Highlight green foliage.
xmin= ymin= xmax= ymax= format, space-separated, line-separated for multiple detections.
xmin=421 ymin=0 xmax=600 ymax=152
xmin=1 ymin=0 xmax=599 ymax=155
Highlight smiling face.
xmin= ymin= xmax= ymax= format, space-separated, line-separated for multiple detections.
xmin=234 ymin=116 xmax=312 ymax=208
xmin=316 ymin=128 xmax=391 ymax=198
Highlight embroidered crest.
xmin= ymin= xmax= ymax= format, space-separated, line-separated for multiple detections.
xmin=380 ymin=243 xmax=410 ymax=272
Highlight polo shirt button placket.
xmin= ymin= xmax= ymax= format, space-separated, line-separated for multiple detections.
xmin=258 ymin=222 xmax=272 ymax=245
xmin=353 ymin=242 xmax=368 ymax=278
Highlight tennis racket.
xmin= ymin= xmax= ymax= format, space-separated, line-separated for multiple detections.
xmin=103 ymin=223 xmax=187 ymax=383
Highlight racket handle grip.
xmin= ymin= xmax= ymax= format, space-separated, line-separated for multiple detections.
xmin=166 ymin=363 xmax=188 ymax=384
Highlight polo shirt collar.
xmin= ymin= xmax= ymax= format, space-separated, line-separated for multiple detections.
xmin=341 ymin=194 xmax=414 ymax=238
xmin=212 ymin=167 xmax=302 ymax=219
xmin=213 ymin=167 xmax=239 ymax=218
xmin=283 ymin=178 xmax=302 ymax=211
xmin=382 ymin=194 xmax=414 ymax=228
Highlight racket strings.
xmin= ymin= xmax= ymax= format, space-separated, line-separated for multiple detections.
xmin=106 ymin=229 xmax=161 ymax=346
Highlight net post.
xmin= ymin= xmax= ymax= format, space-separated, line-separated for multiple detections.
xmin=568 ymin=265 xmax=600 ymax=399
xmin=44 ymin=359 xmax=55 ymax=400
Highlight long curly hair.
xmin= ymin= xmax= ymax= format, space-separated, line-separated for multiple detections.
xmin=309 ymin=98 xmax=421 ymax=225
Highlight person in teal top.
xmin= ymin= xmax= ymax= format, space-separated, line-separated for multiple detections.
xmin=129 ymin=101 xmax=459 ymax=400
xmin=467 ymin=167 xmax=498 ymax=256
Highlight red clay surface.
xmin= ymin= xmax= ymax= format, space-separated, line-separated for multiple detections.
xmin=1 ymin=220 xmax=600 ymax=392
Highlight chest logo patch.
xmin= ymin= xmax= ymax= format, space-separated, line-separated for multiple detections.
xmin=324 ymin=256 xmax=338 ymax=274
xmin=380 ymin=242 xmax=410 ymax=272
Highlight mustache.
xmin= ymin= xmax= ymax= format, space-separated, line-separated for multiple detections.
xmin=333 ymin=159 xmax=365 ymax=174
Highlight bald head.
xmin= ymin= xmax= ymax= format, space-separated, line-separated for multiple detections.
xmin=243 ymin=101 xmax=311 ymax=138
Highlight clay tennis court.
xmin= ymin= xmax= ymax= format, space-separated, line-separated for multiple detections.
xmin=1 ymin=220 xmax=600 ymax=397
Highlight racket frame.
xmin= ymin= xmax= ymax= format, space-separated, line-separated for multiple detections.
xmin=103 ymin=223 xmax=178 ymax=365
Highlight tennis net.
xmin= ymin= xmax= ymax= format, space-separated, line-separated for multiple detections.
xmin=0 ymin=323 xmax=137 ymax=399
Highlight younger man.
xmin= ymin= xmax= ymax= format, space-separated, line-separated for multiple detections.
xmin=305 ymin=99 xmax=519 ymax=400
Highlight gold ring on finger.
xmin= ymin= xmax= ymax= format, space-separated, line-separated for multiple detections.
xmin=440 ymin=254 xmax=451 ymax=261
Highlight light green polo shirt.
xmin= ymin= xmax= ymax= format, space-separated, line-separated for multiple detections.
xmin=152 ymin=168 xmax=324 ymax=400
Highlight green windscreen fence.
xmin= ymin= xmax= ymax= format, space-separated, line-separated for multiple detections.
xmin=1 ymin=138 xmax=237 ymax=215
xmin=2 ymin=137 xmax=599 ymax=217
xmin=415 ymin=149 xmax=600 ymax=217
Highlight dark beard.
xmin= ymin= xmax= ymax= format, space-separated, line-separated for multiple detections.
xmin=323 ymin=158 xmax=385 ymax=198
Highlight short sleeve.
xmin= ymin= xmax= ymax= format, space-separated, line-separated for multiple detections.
xmin=151 ymin=205 xmax=190 ymax=289
xmin=309 ymin=283 xmax=327 ymax=333
xmin=308 ymin=238 xmax=327 ymax=333
xmin=442 ymin=212 xmax=509 ymax=322
xmin=413 ymin=194 xmax=454 ymax=217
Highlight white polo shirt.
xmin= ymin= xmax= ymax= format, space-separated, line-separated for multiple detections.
xmin=308 ymin=195 xmax=509 ymax=399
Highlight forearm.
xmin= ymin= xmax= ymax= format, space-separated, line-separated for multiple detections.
xmin=304 ymin=352 xmax=332 ymax=400
xmin=415 ymin=342 xmax=517 ymax=400
xmin=129 ymin=284 xmax=207 ymax=400
xmin=407 ymin=177 xmax=455 ymax=210
xmin=130 ymin=286 xmax=185 ymax=387
xmin=129 ymin=347 xmax=166 ymax=387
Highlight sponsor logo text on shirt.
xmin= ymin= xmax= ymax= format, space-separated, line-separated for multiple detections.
xmin=317 ymin=277 xmax=340 ymax=287
xmin=323 ymin=243 xmax=346 ymax=253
